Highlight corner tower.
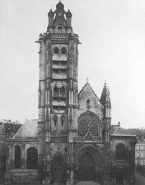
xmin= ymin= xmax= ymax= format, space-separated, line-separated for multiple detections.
xmin=36 ymin=1 xmax=80 ymax=182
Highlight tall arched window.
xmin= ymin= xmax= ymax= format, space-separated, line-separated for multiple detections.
xmin=26 ymin=147 xmax=38 ymax=169
xmin=53 ymin=115 xmax=58 ymax=127
xmin=60 ymin=115 xmax=65 ymax=127
xmin=54 ymin=47 xmax=59 ymax=55
xmin=15 ymin=145 xmax=21 ymax=169
xmin=116 ymin=144 xmax=125 ymax=160
xmin=61 ymin=47 xmax=66 ymax=55
xmin=87 ymin=99 xmax=90 ymax=109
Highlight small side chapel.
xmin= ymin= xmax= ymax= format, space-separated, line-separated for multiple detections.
xmin=5 ymin=1 xmax=136 ymax=185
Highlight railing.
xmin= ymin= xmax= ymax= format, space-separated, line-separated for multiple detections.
xmin=50 ymin=33 xmax=70 ymax=39
xmin=52 ymin=73 xmax=67 ymax=79
xmin=52 ymin=101 xmax=66 ymax=106
xmin=52 ymin=64 xmax=67 ymax=69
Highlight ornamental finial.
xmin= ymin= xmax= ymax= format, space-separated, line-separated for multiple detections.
xmin=86 ymin=77 xmax=89 ymax=83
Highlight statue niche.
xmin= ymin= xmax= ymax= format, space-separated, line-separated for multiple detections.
xmin=53 ymin=85 xmax=66 ymax=97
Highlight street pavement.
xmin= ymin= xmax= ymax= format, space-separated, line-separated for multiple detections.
xmin=135 ymin=171 xmax=145 ymax=185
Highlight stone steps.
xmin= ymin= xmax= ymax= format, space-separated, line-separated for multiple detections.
xmin=75 ymin=181 xmax=100 ymax=185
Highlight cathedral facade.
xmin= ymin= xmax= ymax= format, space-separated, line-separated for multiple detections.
xmin=5 ymin=2 xmax=136 ymax=185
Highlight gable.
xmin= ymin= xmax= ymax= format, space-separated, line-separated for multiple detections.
xmin=78 ymin=83 xmax=103 ymax=117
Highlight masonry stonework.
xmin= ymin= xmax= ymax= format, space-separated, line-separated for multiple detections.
xmin=5 ymin=2 xmax=136 ymax=185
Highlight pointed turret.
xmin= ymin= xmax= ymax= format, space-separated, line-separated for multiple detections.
xmin=48 ymin=9 xmax=54 ymax=28
xmin=100 ymin=82 xmax=111 ymax=142
xmin=100 ymin=82 xmax=107 ymax=106
xmin=66 ymin=9 xmax=72 ymax=27
xmin=100 ymin=82 xmax=111 ymax=117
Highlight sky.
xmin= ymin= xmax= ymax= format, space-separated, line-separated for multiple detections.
xmin=1 ymin=0 xmax=145 ymax=128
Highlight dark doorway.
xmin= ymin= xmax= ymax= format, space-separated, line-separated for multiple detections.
xmin=51 ymin=156 xmax=65 ymax=184
xmin=78 ymin=152 xmax=95 ymax=181
xmin=116 ymin=171 xmax=123 ymax=184
xmin=15 ymin=145 xmax=21 ymax=168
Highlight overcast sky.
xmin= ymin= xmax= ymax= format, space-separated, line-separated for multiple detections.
xmin=1 ymin=0 xmax=145 ymax=128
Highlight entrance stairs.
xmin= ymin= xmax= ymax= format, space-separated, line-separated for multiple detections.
xmin=75 ymin=181 xmax=100 ymax=185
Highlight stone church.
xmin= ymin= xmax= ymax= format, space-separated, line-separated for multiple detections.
xmin=5 ymin=1 xmax=136 ymax=185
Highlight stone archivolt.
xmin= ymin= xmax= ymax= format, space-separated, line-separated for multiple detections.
xmin=74 ymin=144 xmax=104 ymax=167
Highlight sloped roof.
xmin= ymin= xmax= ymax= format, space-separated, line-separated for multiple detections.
xmin=111 ymin=127 xmax=136 ymax=137
xmin=79 ymin=83 xmax=100 ymax=101
xmin=3 ymin=123 xmax=22 ymax=133
xmin=13 ymin=119 xmax=38 ymax=139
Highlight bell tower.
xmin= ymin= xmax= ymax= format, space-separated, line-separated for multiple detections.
xmin=36 ymin=1 xmax=80 ymax=181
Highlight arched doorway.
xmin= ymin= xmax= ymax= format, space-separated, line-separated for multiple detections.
xmin=116 ymin=171 xmax=123 ymax=184
xmin=51 ymin=155 xmax=65 ymax=185
xmin=78 ymin=152 xmax=95 ymax=181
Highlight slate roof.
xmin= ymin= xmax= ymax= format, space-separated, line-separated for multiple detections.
xmin=111 ymin=127 xmax=136 ymax=137
xmin=3 ymin=123 xmax=22 ymax=134
xmin=13 ymin=119 xmax=38 ymax=139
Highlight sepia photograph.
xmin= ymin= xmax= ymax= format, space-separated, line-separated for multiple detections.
xmin=0 ymin=0 xmax=145 ymax=184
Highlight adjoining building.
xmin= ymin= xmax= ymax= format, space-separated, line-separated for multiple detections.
xmin=0 ymin=135 xmax=7 ymax=184
xmin=5 ymin=1 xmax=136 ymax=185
xmin=135 ymin=137 xmax=145 ymax=166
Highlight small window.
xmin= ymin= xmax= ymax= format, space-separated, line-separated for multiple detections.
xmin=54 ymin=47 xmax=59 ymax=54
xmin=61 ymin=47 xmax=66 ymax=55
xmin=61 ymin=115 xmax=65 ymax=127
xmin=58 ymin=26 xmax=62 ymax=32
xmin=53 ymin=115 xmax=58 ymax=127
xmin=87 ymin=99 xmax=90 ymax=109
xmin=136 ymin=152 xmax=139 ymax=158
xmin=136 ymin=145 xmax=140 ymax=150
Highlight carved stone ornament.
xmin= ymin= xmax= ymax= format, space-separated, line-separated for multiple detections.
xmin=46 ymin=41 xmax=51 ymax=64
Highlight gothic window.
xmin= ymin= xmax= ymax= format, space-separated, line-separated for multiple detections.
xmin=26 ymin=147 xmax=38 ymax=169
xmin=78 ymin=112 xmax=98 ymax=136
xmin=61 ymin=47 xmax=66 ymax=55
xmin=61 ymin=115 xmax=65 ymax=126
xmin=15 ymin=145 xmax=21 ymax=169
xmin=116 ymin=144 xmax=125 ymax=160
xmin=54 ymin=47 xmax=59 ymax=55
xmin=53 ymin=115 xmax=58 ymax=127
